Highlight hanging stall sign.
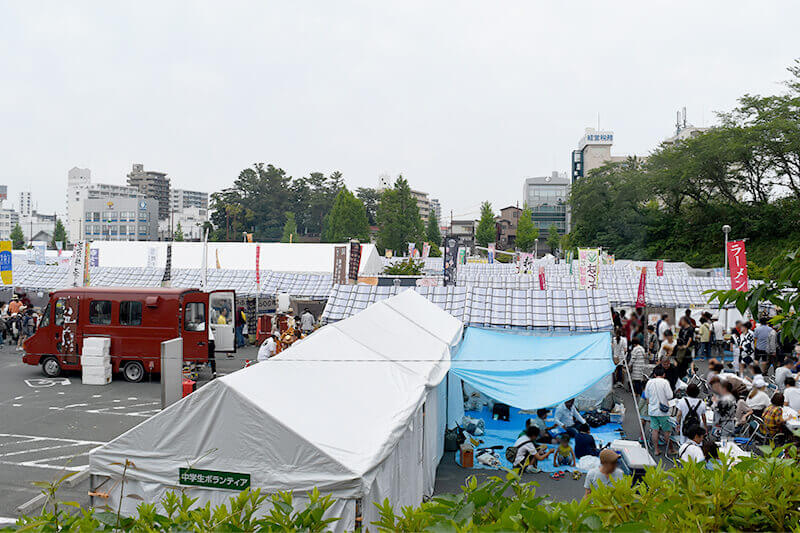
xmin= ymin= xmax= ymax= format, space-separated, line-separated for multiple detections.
xmin=656 ymin=260 xmax=664 ymax=277
xmin=487 ymin=243 xmax=495 ymax=264
xmin=422 ymin=242 xmax=431 ymax=259
xmin=0 ymin=240 xmax=12 ymax=285
xmin=538 ymin=266 xmax=546 ymax=290
xmin=89 ymin=248 xmax=99 ymax=267
xmin=56 ymin=241 xmax=63 ymax=257
xmin=727 ymin=240 xmax=749 ymax=292
xmin=34 ymin=242 xmax=46 ymax=265
xmin=255 ymin=244 xmax=261 ymax=293
xmin=179 ymin=468 xmax=250 ymax=491
xmin=161 ymin=243 xmax=172 ymax=287
xmin=443 ymin=237 xmax=458 ymax=286
xmin=333 ymin=246 xmax=347 ymax=285
xmin=636 ymin=266 xmax=647 ymax=308
xmin=347 ymin=240 xmax=361 ymax=282
xmin=578 ymin=248 xmax=600 ymax=289
xmin=147 ymin=247 xmax=157 ymax=268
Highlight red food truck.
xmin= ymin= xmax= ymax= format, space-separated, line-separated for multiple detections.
xmin=22 ymin=287 xmax=236 ymax=382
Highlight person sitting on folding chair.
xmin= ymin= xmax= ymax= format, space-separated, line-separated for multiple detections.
xmin=762 ymin=392 xmax=788 ymax=445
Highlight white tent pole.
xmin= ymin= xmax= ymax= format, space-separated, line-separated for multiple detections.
xmin=622 ymin=355 xmax=649 ymax=454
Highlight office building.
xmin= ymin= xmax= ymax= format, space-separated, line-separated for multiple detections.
xmin=81 ymin=196 xmax=159 ymax=241
xmin=522 ymin=172 xmax=570 ymax=235
xmin=171 ymin=188 xmax=209 ymax=211
xmin=429 ymin=198 xmax=442 ymax=223
xmin=19 ymin=192 xmax=33 ymax=217
xmin=66 ymin=167 xmax=143 ymax=243
xmin=571 ymin=128 xmax=628 ymax=182
xmin=0 ymin=208 xmax=19 ymax=240
xmin=159 ymin=207 xmax=208 ymax=241
xmin=449 ymin=219 xmax=476 ymax=249
xmin=127 ymin=163 xmax=171 ymax=221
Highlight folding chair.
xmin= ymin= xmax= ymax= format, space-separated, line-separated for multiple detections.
xmin=742 ymin=416 xmax=768 ymax=451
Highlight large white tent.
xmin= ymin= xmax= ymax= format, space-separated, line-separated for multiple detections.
xmin=88 ymin=241 xmax=384 ymax=275
xmin=89 ymin=290 xmax=462 ymax=531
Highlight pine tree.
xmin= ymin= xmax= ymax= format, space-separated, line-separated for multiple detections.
xmin=515 ymin=207 xmax=539 ymax=252
xmin=281 ymin=212 xmax=298 ymax=243
xmin=322 ymin=187 xmax=370 ymax=243
xmin=51 ymin=218 xmax=67 ymax=248
xmin=376 ymin=177 xmax=424 ymax=255
xmin=10 ymin=224 xmax=25 ymax=249
xmin=475 ymin=201 xmax=496 ymax=248
xmin=426 ymin=211 xmax=442 ymax=246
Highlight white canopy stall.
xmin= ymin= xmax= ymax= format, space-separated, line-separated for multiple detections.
xmin=89 ymin=290 xmax=462 ymax=531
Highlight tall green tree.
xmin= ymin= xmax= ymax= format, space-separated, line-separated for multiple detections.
xmin=547 ymin=224 xmax=560 ymax=255
xmin=426 ymin=211 xmax=442 ymax=245
xmin=356 ymin=187 xmax=381 ymax=226
xmin=281 ymin=212 xmax=298 ymax=243
xmin=10 ymin=224 xmax=24 ymax=249
xmin=475 ymin=201 xmax=495 ymax=248
xmin=322 ymin=188 xmax=370 ymax=243
xmin=376 ymin=176 xmax=424 ymax=255
xmin=50 ymin=218 xmax=67 ymax=248
xmin=174 ymin=222 xmax=185 ymax=241
xmin=515 ymin=207 xmax=538 ymax=252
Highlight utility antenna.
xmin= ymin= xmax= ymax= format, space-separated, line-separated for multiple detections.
xmin=682 ymin=106 xmax=687 ymax=129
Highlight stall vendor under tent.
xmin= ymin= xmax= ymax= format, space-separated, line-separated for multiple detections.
xmin=554 ymin=398 xmax=587 ymax=437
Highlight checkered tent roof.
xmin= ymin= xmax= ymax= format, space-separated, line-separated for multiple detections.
xmin=321 ymin=285 xmax=613 ymax=331
xmin=8 ymin=265 xmax=332 ymax=299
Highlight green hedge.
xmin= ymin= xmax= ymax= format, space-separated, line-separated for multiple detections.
xmin=4 ymin=447 xmax=800 ymax=532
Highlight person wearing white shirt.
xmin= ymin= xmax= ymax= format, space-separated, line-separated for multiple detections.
xmin=257 ymin=334 xmax=277 ymax=362
xmin=300 ymin=308 xmax=316 ymax=335
xmin=775 ymin=358 xmax=796 ymax=391
xmin=611 ymin=328 xmax=628 ymax=365
xmin=677 ymin=426 xmax=707 ymax=463
xmin=783 ymin=377 xmax=800 ymax=411
xmin=554 ymin=399 xmax=586 ymax=438
xmin=737 ymin=375 xmax=770 ymax=424
xmin=644 ymin=365 xmax=674 ymax=455
xmin=657 ymin=330 xmax=677 ymax=360
xmin=657 ymin=314 xmax=671 ymax=342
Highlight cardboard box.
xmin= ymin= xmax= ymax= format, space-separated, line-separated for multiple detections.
xmin=82 ymin=337 xmax=110 ymax=356
xmin=459 ymin=443 xmax=474 ymax=468
xmin=82 ymin=375 xmax=112 ymax=386
xmin=80 ymin=354 xmax=111 ymax=367
xmin=82 ymin=365 xmax=111 ymax=381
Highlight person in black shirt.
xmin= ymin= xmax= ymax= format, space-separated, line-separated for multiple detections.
xmin=574 ymin=423 xmax=600 ymax=459
xmin=653 ymin=355 xmax=681 ymax=391
xmin=675 ymin=317 xmax=695 ymax=378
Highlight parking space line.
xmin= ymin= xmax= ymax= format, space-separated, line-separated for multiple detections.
xmin=0 ymin=442 xmax=94 ymax=458
xmin=0 ymin=437 xmax=45 ymax=448
xmin=0 ymin=460 xmax=86 ymax=472
xmin=0 ymin=433 xmax=105 ymax=445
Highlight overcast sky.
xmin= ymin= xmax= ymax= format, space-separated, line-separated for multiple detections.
xmin=1 ymin=1 xmax=798 ymax=222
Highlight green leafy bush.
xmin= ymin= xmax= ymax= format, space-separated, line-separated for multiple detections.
xmin=382 ymin=258 xmax=424 ymax=275
xmin=5 ymin=447 xmax=800 ymax=532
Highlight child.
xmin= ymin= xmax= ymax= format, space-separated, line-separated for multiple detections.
xmin=513 ymin=426 xmax=554 ymax=473
xmin=553 ymin=433 xmax=576 ymax=467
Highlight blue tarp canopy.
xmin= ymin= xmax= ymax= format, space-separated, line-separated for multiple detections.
xmin=449 ymin=327 xmax=614 ymax=411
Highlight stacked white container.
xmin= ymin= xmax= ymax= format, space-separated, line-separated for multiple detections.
xmin=81 ymin=337 xmax=112 ymax=385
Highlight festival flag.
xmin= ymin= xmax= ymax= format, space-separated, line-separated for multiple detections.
xmin=457 ymin=247 xmax=467 ymax=265
xmin=538 ymin=266 xmax=546 ymax=290
xmin=82 ymin=242 xmax=91 ymax=286
xmin=518 ymin=252 xmax=534 ymax=274
xmin=255 ymin=244 xmax=261 ymax=292
xmin=443 ymin=237 xmax=458 ymax=286
xmin=407 ymin=242 xmax=416 ymax=258
xmin=56 ymin=241 xmax=63 ymax=257
xmin=422 ymin=242 xmax=431 ymax=259
xmin=333 ymin=246 xmax=347 ymax=285
xmin=656 ymin=260 xmax=664 ymax=277
xmin=727 ymin=240 xmax=749 ymax=292
xmin=636 ymin=266 xmax=647 ymax=307
xmin=215 ymin=249 xmax=221 ymax=269
xmin=348 ymin=240 xmax=361 ymax=282
xmin=0 ymin=240 xmax=12 ymax=285
xmin=161 ymin=243 xmax=172 ymax=287
xmin=578 ymin=248 xmax=600 ymax=289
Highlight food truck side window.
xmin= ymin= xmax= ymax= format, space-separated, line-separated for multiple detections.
xmin=89 ymin=300 xmax=112 ymax=325
xmin=54 ymin=298 xmax=67 ymax=326
xmin=120 ymin=301 xmax=143 ymax=326
xmin=184 ymin=303 xmax=206 ymax=332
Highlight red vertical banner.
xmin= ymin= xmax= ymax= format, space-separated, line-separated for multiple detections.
xmin=255 ymin=245 xmax=261 ymax=289
xmin=727 ymin=240 xmax=749 ymax=292
xmin=656 ymin=260 xmax=664 ymax=277
xmin=636 ymin=267 xmax=647 ymax=308
xmin=538 ymin=266 xmax=546 ymax=290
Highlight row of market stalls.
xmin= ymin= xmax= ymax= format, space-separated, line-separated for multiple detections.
xmin=89 ymin=289 xmax=614 ymax=531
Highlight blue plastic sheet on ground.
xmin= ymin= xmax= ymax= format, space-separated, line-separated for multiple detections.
xmin=455 ymin=406 xmax=625 ymax=473
xmin=450 ymin=328 xmax=614 ymax=410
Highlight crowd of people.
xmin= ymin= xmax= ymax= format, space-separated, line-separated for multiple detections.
xmin=256 ymin=307 xmax=318 ymax=362
xmin=611 ymin=306 xmax=800 ymax=460
xmin=0 ymin=294 xmax=40 ymax=351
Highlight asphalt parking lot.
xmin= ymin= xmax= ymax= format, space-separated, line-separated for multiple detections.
xmin=0 ymin=344 xmax=641 ymax=519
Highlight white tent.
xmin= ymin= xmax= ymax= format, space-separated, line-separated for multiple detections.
xmin=88 ymin=241 xmax=384 ymax=275
xmin=89 ymin=290 xmax=462 ymax=531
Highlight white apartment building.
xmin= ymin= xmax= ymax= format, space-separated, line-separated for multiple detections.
xmin=19 ymin=191 xmax=32 ymax=217
xmin=171 ymin=189 xmax=208 ymax=211
xmin=66 ymin=167 xmax=143 ymax=242
xmin=429 ymin=198 xmax=442 ymax=223
xmin=0 ymin=209 xmax=19 ymax=240
xmin=158 ymin=206 xmax=208 ymax=241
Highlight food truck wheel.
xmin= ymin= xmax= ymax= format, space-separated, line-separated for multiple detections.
xmin=122 ymin=361 xmax=145 ymax=383
xmin=41 ymin=357 xmax=62 ymax=378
